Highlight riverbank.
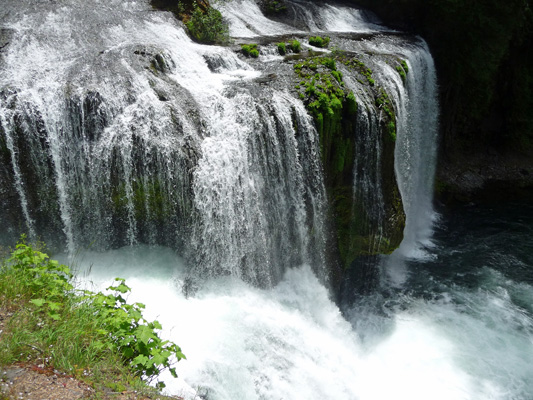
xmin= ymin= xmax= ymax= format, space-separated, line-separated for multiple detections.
xmin=0 ymin=242 xmax=187 ymax=400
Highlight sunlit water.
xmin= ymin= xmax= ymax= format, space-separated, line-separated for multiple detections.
xmin=59 ymin=202 xmax=533 ymax=400
xmin=3 ymin=0 xmax=531 ymax=398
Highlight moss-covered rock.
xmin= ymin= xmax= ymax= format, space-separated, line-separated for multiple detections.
xmin=261 ymin=0 xmax=288 ymax=15
xmin=294 ymin=54 xmax=405 ymax=268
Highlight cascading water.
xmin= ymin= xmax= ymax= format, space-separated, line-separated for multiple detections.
xmin=336 ymin=34 xmax=439 ymax=258
xmin=372 ymin=40 xmax=440 ymax=257
xmin=0 ymin=2 xmax=200 ymax=252
xmin=0 ymin=0 xmax=330 ymax=285
xmin=189 ymin=90 xmax=327 ymax=286
xmin=2 ymin=0 xmax=532 ymax=399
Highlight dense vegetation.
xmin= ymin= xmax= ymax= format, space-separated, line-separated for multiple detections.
xmin=0 ymin=238 xmax=184 ymax=395
xmin=348 ymin=0 xmax=533 ymax=158
xmin=151 ymin=0 xmax=229 ymax=44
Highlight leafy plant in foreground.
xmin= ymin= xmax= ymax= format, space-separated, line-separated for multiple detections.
xmin=84 ymin=278 xmax=186 ymax=387
xmin=7 ymin=236 xmax=73 ymax=321
xmin=0 ymin=238 xmax=185 ymax=390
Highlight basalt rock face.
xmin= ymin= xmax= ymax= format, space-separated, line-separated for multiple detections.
xmin=347 ymin=0 xmax=533 ymax=202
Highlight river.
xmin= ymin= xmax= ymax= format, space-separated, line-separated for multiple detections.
xmin=63 ymin=201 xmax=533 ymax=400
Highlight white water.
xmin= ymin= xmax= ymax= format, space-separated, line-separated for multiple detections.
xmin=0 ymin=0 xmax=329 ymax=285
xmin=6 ymin=1 xmax=531 ymax=398
xmin=343 ymin=37 xmax=439 ymax=259
xmin=218 ymin=0 xmax=301 ymax=37
xmin=65 ymin=244 xmax=533 ymax=400
xmin=219 ymin=0 xmax=385 ymax=35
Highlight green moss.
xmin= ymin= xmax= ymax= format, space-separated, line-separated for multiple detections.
xmin=295 ymin=57 xmax=347 ymax=166
xmin=294 ymin=53 xmax=404 ymax=268
xmin=346 ymin=91 xmax=358 ymax=115
xmin=241 ymin=43 xmax=259 ymax=58
xmin=396 ymin=65 xmax=407 ymax=82
xmin=290 ymin=40 xmax=301 ymax=53
xmin=387 ymin=121 xmax=396 ymax=141
xmin=111 ymin=179 xmax=172 ymax=222
xmin=375 ymin=88 xmax=397 ymax=142
xmin=293 ymin=56 xmax=362 ymax=174
xmin=277 ymin=42 xmax=286 ymax=55
xmin=309 ymin=36 xmax=330 ymax=48
xmin=395 ymin=59 xmax=409 ymax=83
xmin=331 ymin=70 xmax=342 ymax=83
xmin=339 ymin=57 xmax=375 ymax=86
xmin=401 ymin=60 xmax=409 ymax=74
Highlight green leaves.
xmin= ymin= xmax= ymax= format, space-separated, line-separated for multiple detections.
xmin=7 ymin=239 xmax=75 ymax=321
xmin=30 ymin=298 xmax=46 ymax=307
xmin=135 ymin=325 xmax=155 ymax=344
xmin=108 ymin=278 xmax=131 ymax=294
xmin=4 ymin=237 xmax=185 ymax=389
xmin=186 ymin=1 xmax=229 ymax=44
xmin=86 ymin=277 xmax=185 ymax=386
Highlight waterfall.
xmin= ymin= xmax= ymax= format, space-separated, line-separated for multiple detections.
xmin=0 ymin=108 xmax=36 ymax=239
xmin=189 ymin=89 xmax=327 ymax=286
xmin=0 ymin=0 xmax=439 ymax=288
xmin=367 ymin=39 xmax=440 ymax=257
xmin=335 ymin=33 xmax=439 ymax=259
xmin=395 ymin=44 xmax=439 ymax=256
xmin=1 ymin=2 xmax=493 ymax=400
xmin=0 ymin=0 xmax=332 ymax=286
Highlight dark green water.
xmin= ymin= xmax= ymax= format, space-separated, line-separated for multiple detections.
xmin=342 ymin=201 xmax=533 ymax=399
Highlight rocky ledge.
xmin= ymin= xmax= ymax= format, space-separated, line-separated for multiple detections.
xmin=436 ymin=150 xmax=533 ymax=204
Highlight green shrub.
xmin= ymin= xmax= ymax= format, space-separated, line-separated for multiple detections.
xmin=186 ymin=2 xmax=229 ymax=44
xmin=309 ymin=36 xmax=330 ymax=48
xmin=290 ymin=39 xmax=301 ymax=53
xmin=83 ymin=278 xmax=185 ymax=386
xmin=0 ymin=237 xmax=185 ymax=391
xmin=241 ymin=43 xmax=259 ymax=58
xmin=277 ymin=42 xmax=286 ymax=55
